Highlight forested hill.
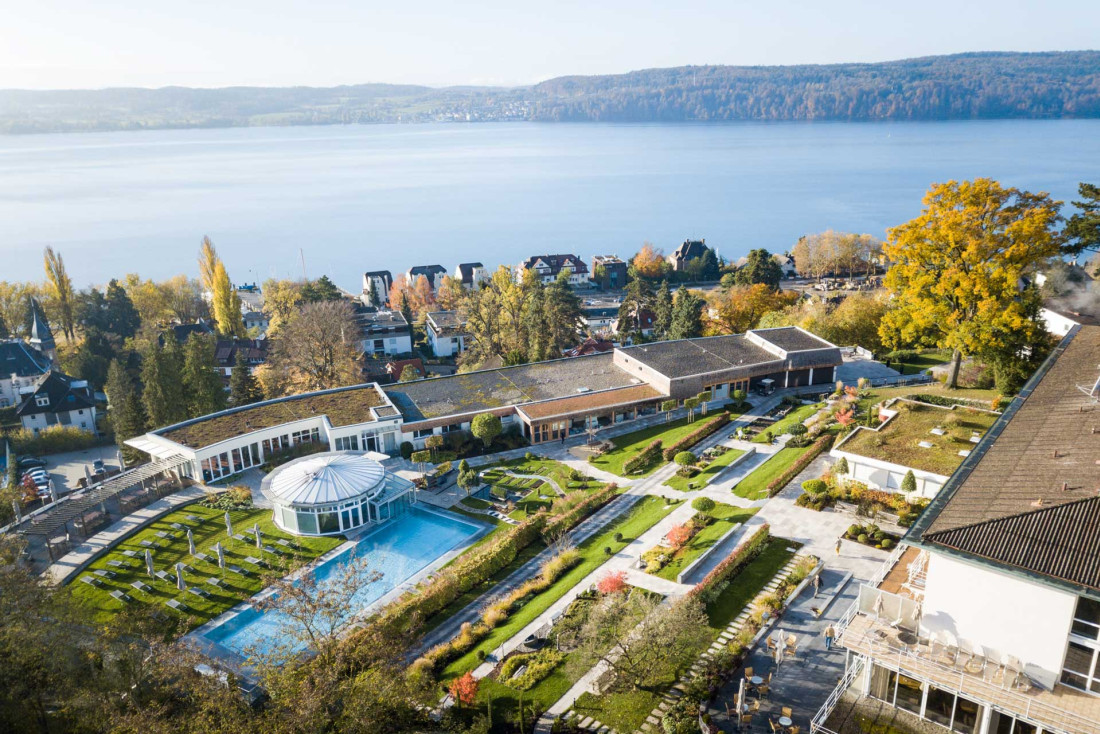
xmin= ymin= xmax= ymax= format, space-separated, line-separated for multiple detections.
xmin=1 ymin=51 xmax=1098 ymax=133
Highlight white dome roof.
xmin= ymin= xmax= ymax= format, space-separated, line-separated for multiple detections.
xmin=266 ymin=453 xmax=386 ymax=506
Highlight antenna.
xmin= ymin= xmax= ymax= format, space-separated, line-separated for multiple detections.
xmin=299 ymin=248 xmax=307 ymax=282
xmin=1076 ymin=369 xmax=1100 ymax=402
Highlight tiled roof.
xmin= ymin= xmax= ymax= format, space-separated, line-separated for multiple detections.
xmin=0 ymin=340 xmax=52 ymax=378
xmin=16 ymin=371 xmax=95 ymax=416
xmin=911 ymin=325 xmax=1100 ymax=591
xmin=924 ymin=496 xmax=1100 ymax=593
xmin=519 ymin=254 xmax=589 ymax=276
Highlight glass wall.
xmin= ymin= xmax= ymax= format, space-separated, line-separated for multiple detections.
xmin=868 ymin=664 xmax=981 ymax=734
xmin=1063 ymin=596 xmax=1100 ymax=693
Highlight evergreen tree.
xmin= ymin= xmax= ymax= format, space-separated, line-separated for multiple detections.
xmin=300 ymin=275 xmax=342 ymax=302
xmin=105 ymin=359 xmax=145 ymax=452
xmin=699 ymin=247 xmax=720 ymax=281
xmin=735 ymin=248 xmax=783 ymax=289
xmin=141 ymin=338 xmax=186 ymax=428
xmin=521 ymin=280 xmax=548 ymax=362
xmin=77 ymin=287 xmax=111 ymax=333
xmin=229 ymin=349 xmax=264 ymax=405
xmin=617 ymin=278 xmax=654 ymax=338
xmin=0 ymin=311 xmax=8 ymax=339
xmin=398 ymin=292 xmax=414 ymax=333
xmin=104 ymin=278 xmax=140 ymax=338
xmin=668 ymin=287 xmax=704 ymax=340
xmin=543 ymin=274 xmax=583 ymax=357
xmin=182 ymin=334 xmax=226 ymax=417
xmin=654 ymin=280 xmax=673 ymax=338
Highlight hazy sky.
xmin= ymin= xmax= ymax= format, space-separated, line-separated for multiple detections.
xmin=3 ymin=0 xmax=1098 ymax=89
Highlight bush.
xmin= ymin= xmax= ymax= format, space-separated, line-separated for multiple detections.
xmin=673 ymin=450 xmax=697 ymax=467
xmin=541 ymin=483 xmax=619 ymax=540
xmin=691 ymin=524 xmax=770 ymax=600
xmin=623 ymin=439 xmax=663 ymax=474
xmin=766 ymin=434 xmax=834 ymax=497
xmin=6 ymin=425 xmax=103 ymax=455
xmin=663 ymin=412 xmax=731 ymax=461
xmin=834 ymin=456 xmax=849 ymax=475
xmin=857 ymin=534 xmax=869 ymax=544
xmin=880 ymin=538 xmax=893 ymax=549
xmin=691 ymin=496 xmax=716 ymax=513
xmin=400 ymin=441 xmax=414 ymax=460
xmin=901 ymin=470 xmax=917 ymax=494
xmin=801 ymin=479 xmax=828 ymax=495
xmin=200 ymin=486 xmax=254 ymax=510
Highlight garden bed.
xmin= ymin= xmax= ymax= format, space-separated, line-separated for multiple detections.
xmin=587 ymin=413 xmax=733 ymax=477
xmin=664 ymin=445 xmax=748 ymax=491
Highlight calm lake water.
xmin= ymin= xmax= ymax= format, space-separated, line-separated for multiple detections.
xmin=1 ymin=120 xmax=1097 ymax=290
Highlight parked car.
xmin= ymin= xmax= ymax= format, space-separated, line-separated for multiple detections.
xmin=17 ymin=456 xmax=46 ymax=471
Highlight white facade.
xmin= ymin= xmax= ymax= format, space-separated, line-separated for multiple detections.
xmin=1041 ymin=308 xmax=1080 ymax=338
xmin=428 ymin=328 xmax=465 ymax=358
xmin=20 ymin=405 xmax=97 ymax=434
xmin=362 ymin=332 xmax=413 ymax=356
xmin=455 ymin=263 xmax=488 ymax=288
xmin=831 ymin=448 xmax=947 ymax=499
xmin=1 ymin=372 xmax=41 ymax=408
xmin=519 ymin=257 xmax=589 ymax=286
xmin=361 ymin=272 xmax=392 ymax=307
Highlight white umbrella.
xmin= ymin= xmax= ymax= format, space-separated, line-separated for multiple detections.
xmin=48 ymin=477 xmax=59 ymax=504
xmin=224 ymin=511 xmax=233 ymax=536
xmin=84 ymin=465 xmax=93 ymax=486
xmin=736 ymin=676 xmax=745 ymax=714
xmin=873 ymin=592 xmax=885 ymax=618
xmin=144 ymin=549 xmax=154 ymax=577
xmin=186 ymin=527 xmax=195 ymax=555
xmin=253 ymin=523 xmax=262 ymax=550
xmin=775 ymin=643 xmax=785 ymax=667
xmin=215 ymin=541 xmax=225 ymax=568
xmin=175 ymin=562 xmax=186 ymax=591
xmin=116 ymin=450 xmax=125 ymax=470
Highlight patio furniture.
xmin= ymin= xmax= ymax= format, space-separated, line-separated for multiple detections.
xmin=781 ymin=707 xmax=793 ymax=719
xmin=109 ymin=590 xmax=131 ymax=603
xmin=933 ymin=630 xmax=958 ymax=667
xmin=768 ymin=719 xmax=782 ymax=734
xmin=767 ymin=636 xmax=778 ymax=653
xmin=789 ymin=727 xmax=800 ymax=734
xmin=744 ymin=667 xmax=754 ymax=680
xmin=738 ymin=713 xmax=753 ymax=732
xmin=756 ymin=682 xmax=770 ymax=699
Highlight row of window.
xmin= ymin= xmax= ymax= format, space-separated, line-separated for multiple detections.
xmin=529 ymin=402 xmax=660 ymax=444
xmin=201 ymin=429 xmax=320 ymax=482
xmin=1063 ymin=596 xmax=1100 ymax=694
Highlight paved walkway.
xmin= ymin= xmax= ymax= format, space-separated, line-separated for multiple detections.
xmin=41 ymin=485 xmax=208 ymax=585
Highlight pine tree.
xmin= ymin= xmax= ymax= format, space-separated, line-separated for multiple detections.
xmin=668 ymin=287 xmax=704 ymax=340
xmin=105 ymin=359 xmax=145 ymax=452
xmin=182 ymin=334 xmax=226 ymax=418
xmin=104 ymin=279 xmax=140 ymax=338
xmin=141 ymin=338 xmax=186 ymax=428
xmin=229 ymin=349 xmax=263 ymax=406
xmin=654 ymin=280 xmax=673 ymax=338
xmin=544 ymin=274 xmax=583 ymax=355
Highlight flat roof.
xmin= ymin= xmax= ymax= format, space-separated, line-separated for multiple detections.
xmin=910 ymin=325 xmax=1100 ymax=593
xmin=837 ymin=400 xmax=999 ymax=476
xmin=384 ymin=352 xmax=638 ymax=421
xmin=519 ymin=384 xmax=663 ymax=421
xmin=158 ymin=384 xmax=387 ymax=449
xmin=618 ymin=334 xmax=781 ymax=379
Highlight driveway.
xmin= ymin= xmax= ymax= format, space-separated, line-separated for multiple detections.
xmin=40 ymin=444 xmax=123 ymax=493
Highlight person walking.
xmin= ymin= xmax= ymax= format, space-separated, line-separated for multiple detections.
xmin=812 ymin=573 xmax=822 ymax=597
xmin=835 ymin=537 xmax=842 ymax=556
xmin=560 ymin=433 xmax=566 ymax=446
xmin=824 ymin=624 xmax=837 ymax=651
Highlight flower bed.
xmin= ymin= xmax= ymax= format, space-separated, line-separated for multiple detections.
xmin=843 ymin=522 xmax=901 ymax=551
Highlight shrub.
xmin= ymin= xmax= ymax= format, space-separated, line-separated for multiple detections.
xmin=663 ymin=412 xmax=731 ymax=460
xmin=881 ymin=538 xmax=893 ymax=549
xmin=901 ymin=470 xmax=917 ymax=494
xmin=835 ymin=456 xmax=849 ymax=475
xmin=614 ymin=532 xmax=624 ymax=543
xmin=857 ymin=534 xmax=868 ymax=544
xmin=801 ymin=479 xmax=828 ymax=495
xmin=6 ymin=425 xmax=103 ymax=455
xmin=692 ymin=524 xmax=770 ymax=599
xmin=691 ymin=496 xmax=716 ymax=513
xmin=623 ymin=439 xmax=663 ymax=474
xmin=788 ymin=422 xmax=808 ymax=437
xmin=200 ymin=486 xmax=254 ymax=510
xmin=766 ymin=434 xmax=834 ymax=497
xmin=399 ymin=441 xmax=414 ymax=460
xmin=597 ymin=570 xmax=629 ymax=594
xmin=541 ymin=483 xmax=618 ymax=539
xmin=674 ymin=450 xmax=697 ymax=467
xmin=665 ymin=523 xmax=694 ymax=549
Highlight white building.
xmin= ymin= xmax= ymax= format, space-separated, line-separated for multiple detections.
xmin=16 ymin=371 xmax=98 ymax=434
xmin=361 ymin=271 xmax=393 ymax=307
xmin=826 ymin=324 xmax=1100 ymax=734
xmin=830 ymin=398 xmax=999 ymax=500
xmin=517 ymin=254 xmax=590 ymax=286
xmin=455 ymin=263 xmax=488 ymax=289
xmin=425 ymin=311 xmax=469 ymax=358
xmin=0 ymin=339 xmax=52 ymax=408
xmin=356 ymin=308 xmax=413 ymax=357
xmin=407 ymin=265 xmax=447 ymax=292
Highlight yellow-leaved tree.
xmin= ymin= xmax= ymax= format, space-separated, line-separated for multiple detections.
xmin=880 ymin=178 xmax=1062 ymax=388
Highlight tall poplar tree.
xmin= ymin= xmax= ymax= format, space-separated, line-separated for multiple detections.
xmin=43 ymin=246 xmax=76 ymax=340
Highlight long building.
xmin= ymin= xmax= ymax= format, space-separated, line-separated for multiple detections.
xmin=828 ymin=324 xmax=1100 ymax=734
xmin=126 ymin=327 xmax=841 ymax=484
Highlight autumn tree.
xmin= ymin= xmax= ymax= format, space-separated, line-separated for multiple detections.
xmin=43 ymin=246 xmax=76 ymax=341
xmin=399 ymin=364 xmax=420 ymax=382
xmin=229 ymin=349 xmax=263 ymax=406
xmin=181 ymin=333 xmax=226 ymax=418
xmin=261 ymin=278 xmax=304 ymax=334
xmin=597 ymin=570 xmax=629 ymax=595
xmin=198 ymin=235 xmax=219 ymax=292
xmin=449 ymin=672 xmax=479 ymax=707
xmin=266 ymin=300 xmax=362 ymax=394
xmin=0 ymin=282 xmax=37 ymax=338
xmin=435 ymin=275 xmax=465 ymax=311
xmin=880 ymin=179 xmax=1062 ymax=388
xmin=210 ymin=260 xmax=245 ymax=337
xmin=706 ymin=283 xmax=798 ymax=335
xmin=631 ymin=242 xmax=668 ymax=280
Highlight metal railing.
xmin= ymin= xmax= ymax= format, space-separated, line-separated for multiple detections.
xmin=810 ymin=654 xmax=865 ymax=734
xmin=843 ymin=625 xmax=1099 ymax=734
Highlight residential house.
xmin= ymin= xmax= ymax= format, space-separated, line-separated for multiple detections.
xmin=773 ymin=252 xmax=799 ymax=279
xmin=455 ymin=262 xmax=488 ymax=288
xmin=611 ymin=308 xmax=656 ymax=337
xmin=407 ymin=265 xmax=448 ymax=292
xmin=235 ymin=283 xmax=263 ymax=312
xmin=564 ymin=337 xmax=615 ymax=358
xmin=827 ymin=324 xmax=1100 ymax=734
xmin=385 ymin=357 xmax=425 ymax=382
xmin=517 ymin=254 xmax=590 ymax=286
xmin=171 ymin=319 xmax=216 ymax=344
xmin=214 ymin=338 xmax=269 ymax=379
xmin=242 ymin=311 xmax=270 ymax=334
xmin=356 ymin=307 xmax=413 ymax=357
xmin=0 ymin=339 xmax=52 ymax=408
xmin=16 ymin=371 xmax=98 ymax=435
xmin=361 ymin=270 xmax=393 ymax=307
xmin=425 ymin=311 xmax=469 ymax=358
xmin=591 ymin=255 xmax=629 ymax=290
xmin=668 ymin=239 xmax=708 ymax=272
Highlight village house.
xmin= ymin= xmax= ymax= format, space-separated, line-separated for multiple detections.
xmin=425 ymin=310 xmax=469 ymax=358
xmin=455 ymin=262 xmax=488 ymax=288
xmin=15 ymin=370 xmax=98 ymax=435
xmin=355 ymin=307 xmax=413 ymax=357
xmin=517 ymin=254 xmax=590 ymax=286
xmin=242 ymin=311 xmax=269 ymax=334
xmin=668 ymin=238 xmax=708 ymax=272
xmin=590 ymin=255 xmax=628 ymax=290
xmin=407 ymin=265 xmax=447 ymax=292
xmin=361 ymin=270 xmax=393 ymax=307
xmin=385 ymin=357 xmax=425 ymax=382
xmin=564 ymin=337 xmax=615 ymax=358
xmin=0 ymin=339 xmax=52 ymax=408
xmin=214 ymin=338 xmax=269 ymax=379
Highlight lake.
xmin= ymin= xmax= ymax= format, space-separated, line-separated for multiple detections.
xmin=1 ymin=120 xmax=1097 ymax=291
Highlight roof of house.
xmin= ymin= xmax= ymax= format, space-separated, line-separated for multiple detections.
xmin=214 ymin=339 xmax=269 ymax=367
xmin=28 ymin=298 xmax=55 ymax=349
xmin=158 ymin=384 xmax=388 ymax=449
xmin=519 ymin=254 xmax=589 ymax=276
xmin=671 ymin=239 xmax=707 ymax=262
xmin=15 ymin=371 xmax=95 ymax=417
xmin=364 ymin=270 xmax=393 ymax=279
xmin=426 ymin=311 xmax=467 ymax=335
xmin=355 ymin=308 xmax=410 ymax=332
xmin=751 ymin=326 xmax=835 ymax=353
xmin=456 ymin=263 xmax=484 ymax=283
xmin=384 ymin=352 xmax=636 ymax=422
xmin=0 ymin=340 xmax=52 ymax=378
xmin=171 ymin=320 xmax=216 ymax=343
xmin=910 ymin=325 xmax=1100 ymax=593
xmin=386 ymin=358 xmax=424 ymax=378
xmin=565 ymin=338 xmax=615 ymax=358
xmin=242 ymin=311 xmax=268 ymax=321
xmin=619 ymin=334 xmax=781 ymax=379
xmin=592 ymin=255 xmax=626 ymax=266
xmin=409 ymin=265 xmax=447 ymax=278
xmin=518 ymin=384 xmax=663 ymax=421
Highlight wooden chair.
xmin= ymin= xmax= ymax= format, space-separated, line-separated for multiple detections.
xmin=789 ymin=727 xmax=800 ymax=734
xmin=744 ymin=666 xmax=754 ymax=680
xmin=739 ymin=713 xmax=753 ymax=732
xmin=765 ymin=671 xmax=773 ymax=685
xmin=781 ymin=707 xmax=793 ymax=719
xmin=768 ymin=718 xmax=781 ymax=734
xmin=750 ymin=700 xmax=761 ymax=714
xmin=767 ymin=636 xmax=778 ymax=652
xmin=756 ymin=683 xmax=770 ymax=700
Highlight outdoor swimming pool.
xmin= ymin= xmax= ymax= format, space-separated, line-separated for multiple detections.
xmin=200 ymin=505 xmax=483 ymax=658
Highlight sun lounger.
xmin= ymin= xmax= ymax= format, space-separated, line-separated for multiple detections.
xmin=165 ymin=599 xmax=185 ymax=611
xmin=110 ymin=590 xmax=131 ymax=602
xmin=93 ymin=569 xmax=116 ymax=579
xmin=79 ymin=575 xmax=102 ymax=587
xmin=130 ymin=581 xmax=151 ymax=593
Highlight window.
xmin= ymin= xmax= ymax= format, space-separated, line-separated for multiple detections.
xmin=1063 ymin=596 xmax=1100 ymax=693
xmin=35 ymin=395 xmax=49 ymax=407
xmin=335 ymin=435 xmax=359 ymax=451
xmin=442 ymin=423 xmax=462 ymax=434
xmin=414 ymin=428 xmax=433 ymax=439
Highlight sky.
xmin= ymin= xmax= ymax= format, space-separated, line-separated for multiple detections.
xmin=2 ymin=0 xmax=1098 ymax=90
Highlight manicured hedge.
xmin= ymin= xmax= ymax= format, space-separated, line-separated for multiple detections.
xmin=765 ymin=434 xmax=834 ymax=498
xmin=623 ymin=439 xmax=663 ymax=474
xmin=690 ymin=523 xmax=771 ymax=601
xmin=662 ymin=412 xmax=731 ymax=461
xmin=542 ymin=483 xmax=619 ymax=539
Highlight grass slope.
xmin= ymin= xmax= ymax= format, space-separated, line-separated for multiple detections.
xmin=589 ymin=413 xmax=729 ymax=477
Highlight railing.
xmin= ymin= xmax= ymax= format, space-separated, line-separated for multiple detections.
xmin=867 ymin=542 xmax=908 ymax=588
xmin=846 ymin=626 xmax=1100 ymax=734
xmin=810 ymin=654 xmax=865 ymax=734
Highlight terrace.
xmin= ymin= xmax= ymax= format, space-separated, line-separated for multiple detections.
xmin=160 ymin=384 xmax=388 ymax=449
xmin=837 ymin=400 xmax=999 ymax=477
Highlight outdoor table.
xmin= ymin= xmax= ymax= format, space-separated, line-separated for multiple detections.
xmin=897 ymin=631 xmax=919 ymax=650
xmin=778 ymin=717 xmax=793 ymax=728
xmin=750 ymin=676 xmax=763 ymax=686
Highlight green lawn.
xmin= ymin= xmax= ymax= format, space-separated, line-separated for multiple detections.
xmin=664 ymin=447 xmax=746 ymax=491
xmin=68 ymin=502 xmax=343 ymax=628
xmin=480 ymin=455 xmax=597 ymax=495
xmin=732 ymin=444 xmax=813 ymax=499
xmin=440 ymin=495 xmax=676 ymax=681
xmin=574 ymin=539 xmax=798 ymax=732
xmin=751 ymin=403 xmax=822 ymax=443
xmin=589 ymin=413 xmax=731 ymax=477
xmin=892 ymin=350 xmax=953 ymax=375
xmin=652 ymin=504 xmax=758 ymax=581
xmin=461 ymin=497 xmax=491 ymax=510
xmin=853 ymin=383 xmax=1000 ymax=418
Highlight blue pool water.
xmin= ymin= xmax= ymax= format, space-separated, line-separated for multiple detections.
xmin=201 ymin=506 xmax=482 ymax=658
